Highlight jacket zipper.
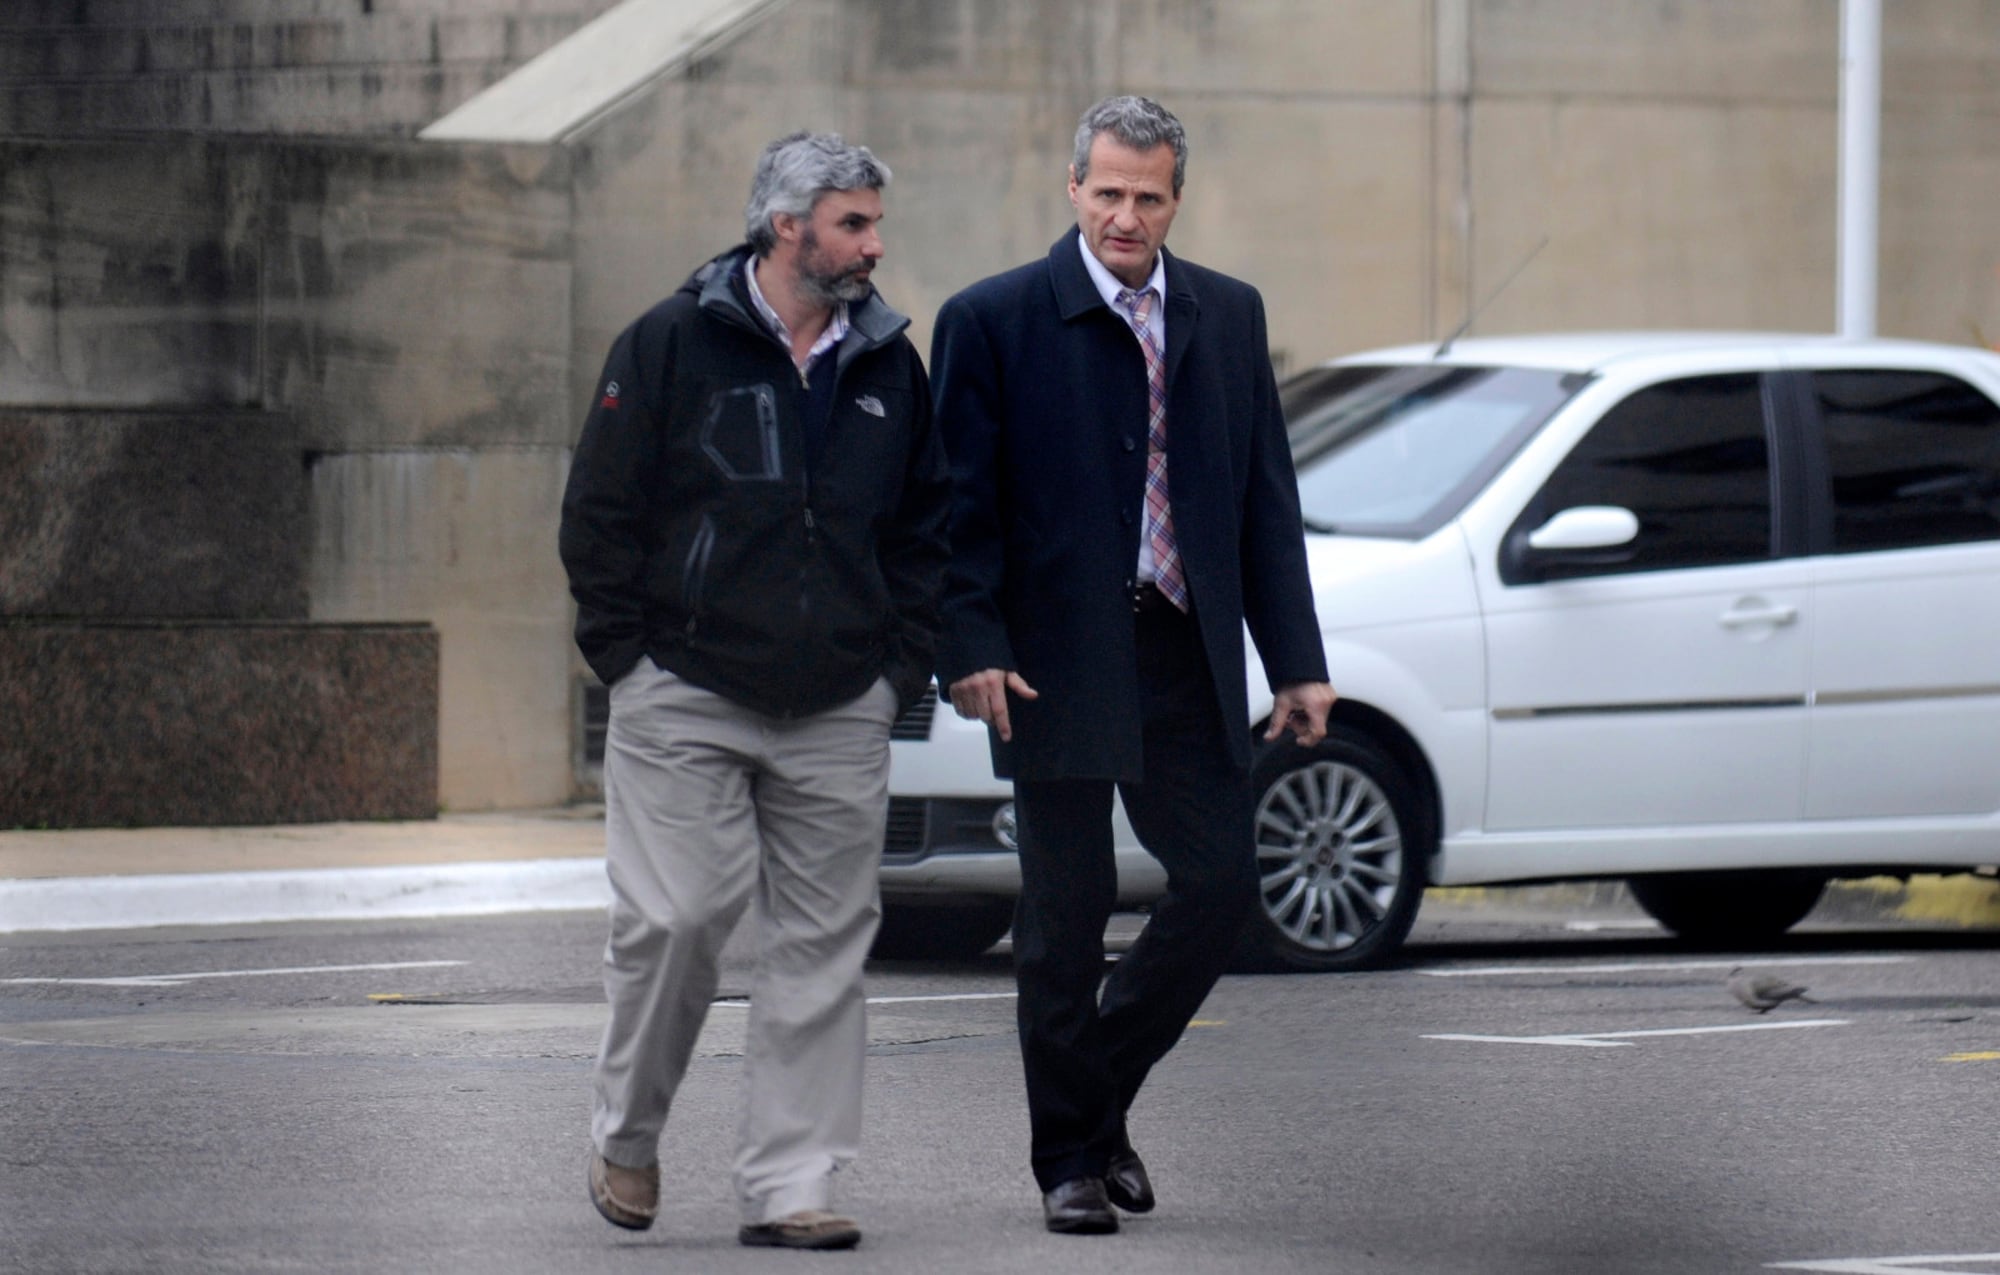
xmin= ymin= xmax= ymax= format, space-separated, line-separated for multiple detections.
xmin=683 ymin=514 xmax=716 ymax=635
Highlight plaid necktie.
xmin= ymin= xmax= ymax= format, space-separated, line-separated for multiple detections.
xmin=1116 ymin=287 xmax=1188 ymax=611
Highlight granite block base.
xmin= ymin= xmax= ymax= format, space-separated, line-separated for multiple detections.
xmin=1 ymin=621 xmax=437 ymax=829
xmin=0 ymin=409 xmax=306 ymax=620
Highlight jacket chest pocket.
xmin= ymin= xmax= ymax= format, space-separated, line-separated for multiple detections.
xmin=699 ymin=382 xmax=784 ymax=482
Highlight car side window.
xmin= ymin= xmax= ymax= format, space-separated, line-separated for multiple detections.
xmin=1813 ymin=369 xmax=2000 ymax=552
xmin=1527 ymin=372 xmax=1773 ymax=580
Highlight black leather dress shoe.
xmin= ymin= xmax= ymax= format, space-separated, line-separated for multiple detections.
xmin=1042 ymin=1177 xmax=1119 ymax=1234
xmin=1104 ymin=1148 xmax=1155 ymax=1214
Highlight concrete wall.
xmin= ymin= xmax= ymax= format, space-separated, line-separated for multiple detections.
xmin=1 ymin=134 xmax=576 ymax=814
xmin=0 ymin=0 xmax=622 ymax=137
xmin=0 ymin=138 xmax=264 ymax=409
xmin=567 ymin=0 xmax=2000 ymax=402
xmin=268 ymin=141 xmax=578 ymax=809
xmin=263 ymin=140 xmax=574 ymax=450
xmin=308 ymin=448 xmax=574 ymax=810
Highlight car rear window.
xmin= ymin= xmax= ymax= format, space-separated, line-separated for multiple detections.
xmin=1813 ymin=369 xmax=2000 ymax=552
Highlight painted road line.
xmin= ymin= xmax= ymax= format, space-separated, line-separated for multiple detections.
xmin=1420 ymin=955 xmax=1912 ymax=978
xmin=1426 ymin=1019 xmax=1849 ymax=1048
xmin=1563 ymin=919 xmax=1662 ymax=932
xmin=1769 ymin=1253 xmax=2000 ymax=1273
xmin=2 ymin=960 xmax=467 ymax=988
xmin=1941 ymin=1051 xmax=2000 ymax=1063
xmin=709 ymin=991 xmax=1018 ymax=1008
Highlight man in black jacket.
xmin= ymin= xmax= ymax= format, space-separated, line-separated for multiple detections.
xmin=560 ymin=131 xmax=948 ymax=1252
xmin=932 ymin=96 xmax=1335 ymax=1235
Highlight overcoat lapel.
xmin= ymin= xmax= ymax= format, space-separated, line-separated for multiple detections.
xmin=1048 ymin=233 xmax=1103 ymax=322
xmin=1160 ymin=247 xmax=1199 ymax=402
xmin=1158 ymin=251 xmax=1208 ymax=557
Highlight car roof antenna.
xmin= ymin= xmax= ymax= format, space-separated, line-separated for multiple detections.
xmin=1435 ymin=235 xmax=1549 ymax=359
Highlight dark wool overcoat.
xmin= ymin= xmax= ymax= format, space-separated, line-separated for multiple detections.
xmin=931 ymin=233 xmax=1328 ymax=781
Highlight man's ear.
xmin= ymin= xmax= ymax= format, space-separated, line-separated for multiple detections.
xmin=770 ymin=210 xmax=804 ymax=248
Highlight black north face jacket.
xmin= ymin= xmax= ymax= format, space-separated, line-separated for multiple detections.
xmin=559 ymin=246 xmax=949 ymax=718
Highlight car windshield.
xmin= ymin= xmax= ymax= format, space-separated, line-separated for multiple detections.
xmin=1282 ymin=363 xmax=1584 ymax=538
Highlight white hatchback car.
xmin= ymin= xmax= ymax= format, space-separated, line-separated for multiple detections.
xmin=877 ymin=332 xmax=2000 ymax=969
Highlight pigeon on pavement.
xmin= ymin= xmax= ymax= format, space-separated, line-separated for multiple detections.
xmin=1727 ymin=967 xmax=1817 ymax=1013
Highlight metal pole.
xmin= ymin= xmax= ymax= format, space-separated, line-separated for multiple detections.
xmin=1837 ymin=0 xmax=1881 ymax=338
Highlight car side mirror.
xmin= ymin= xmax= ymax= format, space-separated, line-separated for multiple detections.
xmin=1525 ymin=505 xmax=1640 ymax=552
xmin=1502 ymin=505 xmax=1641 ymax=583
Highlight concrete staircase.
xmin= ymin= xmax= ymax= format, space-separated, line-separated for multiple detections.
xmin=0 ymin=0 xmax=622 ymax=137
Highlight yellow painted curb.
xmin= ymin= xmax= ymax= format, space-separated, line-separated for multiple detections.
xmin=1426 ymin=876 xmax=2000 ymax=928
xmin=1427 ymin=887 xmax=1488 ymax=903
xmin=1830 ymin=874 xmax=2000 ymax=927
xmin=1424 ymin=884 xmax=1624 ymax=906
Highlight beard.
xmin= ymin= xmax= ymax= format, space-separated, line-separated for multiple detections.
xmin=795 ymin=227 xmax=874 ymax=305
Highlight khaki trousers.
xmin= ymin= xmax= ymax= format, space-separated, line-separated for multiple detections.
xmin=590 ymin=658 xmax=895 ymax=1224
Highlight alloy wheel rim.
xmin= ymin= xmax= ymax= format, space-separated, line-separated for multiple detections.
xmin=1253 ymin=760 xmax=1403 ymax=952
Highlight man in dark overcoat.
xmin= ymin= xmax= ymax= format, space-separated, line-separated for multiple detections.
xmin=930 ymin=94 xmax=1336 ymax=1234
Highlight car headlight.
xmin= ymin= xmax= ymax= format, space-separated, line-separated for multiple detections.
xmin=991 ymin=801 xmax=1018 ymax=851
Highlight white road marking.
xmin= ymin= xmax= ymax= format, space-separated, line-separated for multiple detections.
xmin=1563 ymin=919 xmax=1661 ymax=931
xmin=1420 ymin=955 xmax=1911 ymax=977
xmin=710 ymin=991 xmax=1018 ymax=1008
xmin=1426 ymin=1019 xmax=1849 ymax=1048
xmin=1768 ymin=1253 xmax=2000 ymax=1273
xmin=2 ymin=960 xmax=467 ymax=988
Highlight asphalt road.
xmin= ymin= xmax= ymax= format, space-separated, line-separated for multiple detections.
xmin=3 ymin=897 xmax=1998 ymax=1275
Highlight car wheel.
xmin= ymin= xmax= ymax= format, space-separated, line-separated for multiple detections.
xmin=1237 ymin=725 xmax=1429 ymax=972
xmin=1625 ymin=870 xmax=1827 ymax=943
xmin=870 ymin=900 xmax=1014 ymax=961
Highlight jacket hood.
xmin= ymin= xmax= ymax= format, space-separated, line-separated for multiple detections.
xmin=684 ymin=244 xmax=911 ymax=357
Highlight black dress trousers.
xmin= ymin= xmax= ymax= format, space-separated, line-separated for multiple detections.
xmin=1009 ymin=589 xmax=1259 ymax=1191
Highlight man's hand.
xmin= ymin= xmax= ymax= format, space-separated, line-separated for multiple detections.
xmin=1264 ymin=680 xmax=1337 ymax=748
xmin=948 ymin=668 xmax=1040 ymax=742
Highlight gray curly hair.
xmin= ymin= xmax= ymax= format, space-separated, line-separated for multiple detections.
xmin=1071 ymin=95 xmax=1187 ymax=195
xmin=744 ymin=132 xmax=892 ymax=257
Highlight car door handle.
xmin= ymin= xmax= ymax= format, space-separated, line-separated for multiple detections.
xmin=1718 ymin=603 xmax=1799 ymax=629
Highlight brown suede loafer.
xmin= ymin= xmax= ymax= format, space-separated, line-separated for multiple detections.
xmin=587 ymin=1150 xmax=659 ymax=1231
xmin=738 ymin=1209 xmax=862 ymax=1250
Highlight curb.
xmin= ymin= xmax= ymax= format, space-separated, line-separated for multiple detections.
xmin=1816 ymin=874 xmax=2000 ymax=927
xmin=0 ymin=858 xmax=610 ymax=934
xmin=1428 ymin=875 xmax=2000 ymax=929
xmin=2 ymin=860 xmax=1993 ymax=938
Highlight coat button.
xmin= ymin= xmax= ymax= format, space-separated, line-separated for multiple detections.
xmin=1121 ymin=436 xmax=1137 ymax=452
xmin=1120 ymin=509 xmax=1133 ymax=525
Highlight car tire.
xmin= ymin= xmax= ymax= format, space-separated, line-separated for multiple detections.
xmin=870 ymin=900 xmax=1014 ymax=961
xmin=1235 ymin=725 xmax=1430 ymax=972
xmin=1624 ymin=870 xmax=1827 ymax=943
